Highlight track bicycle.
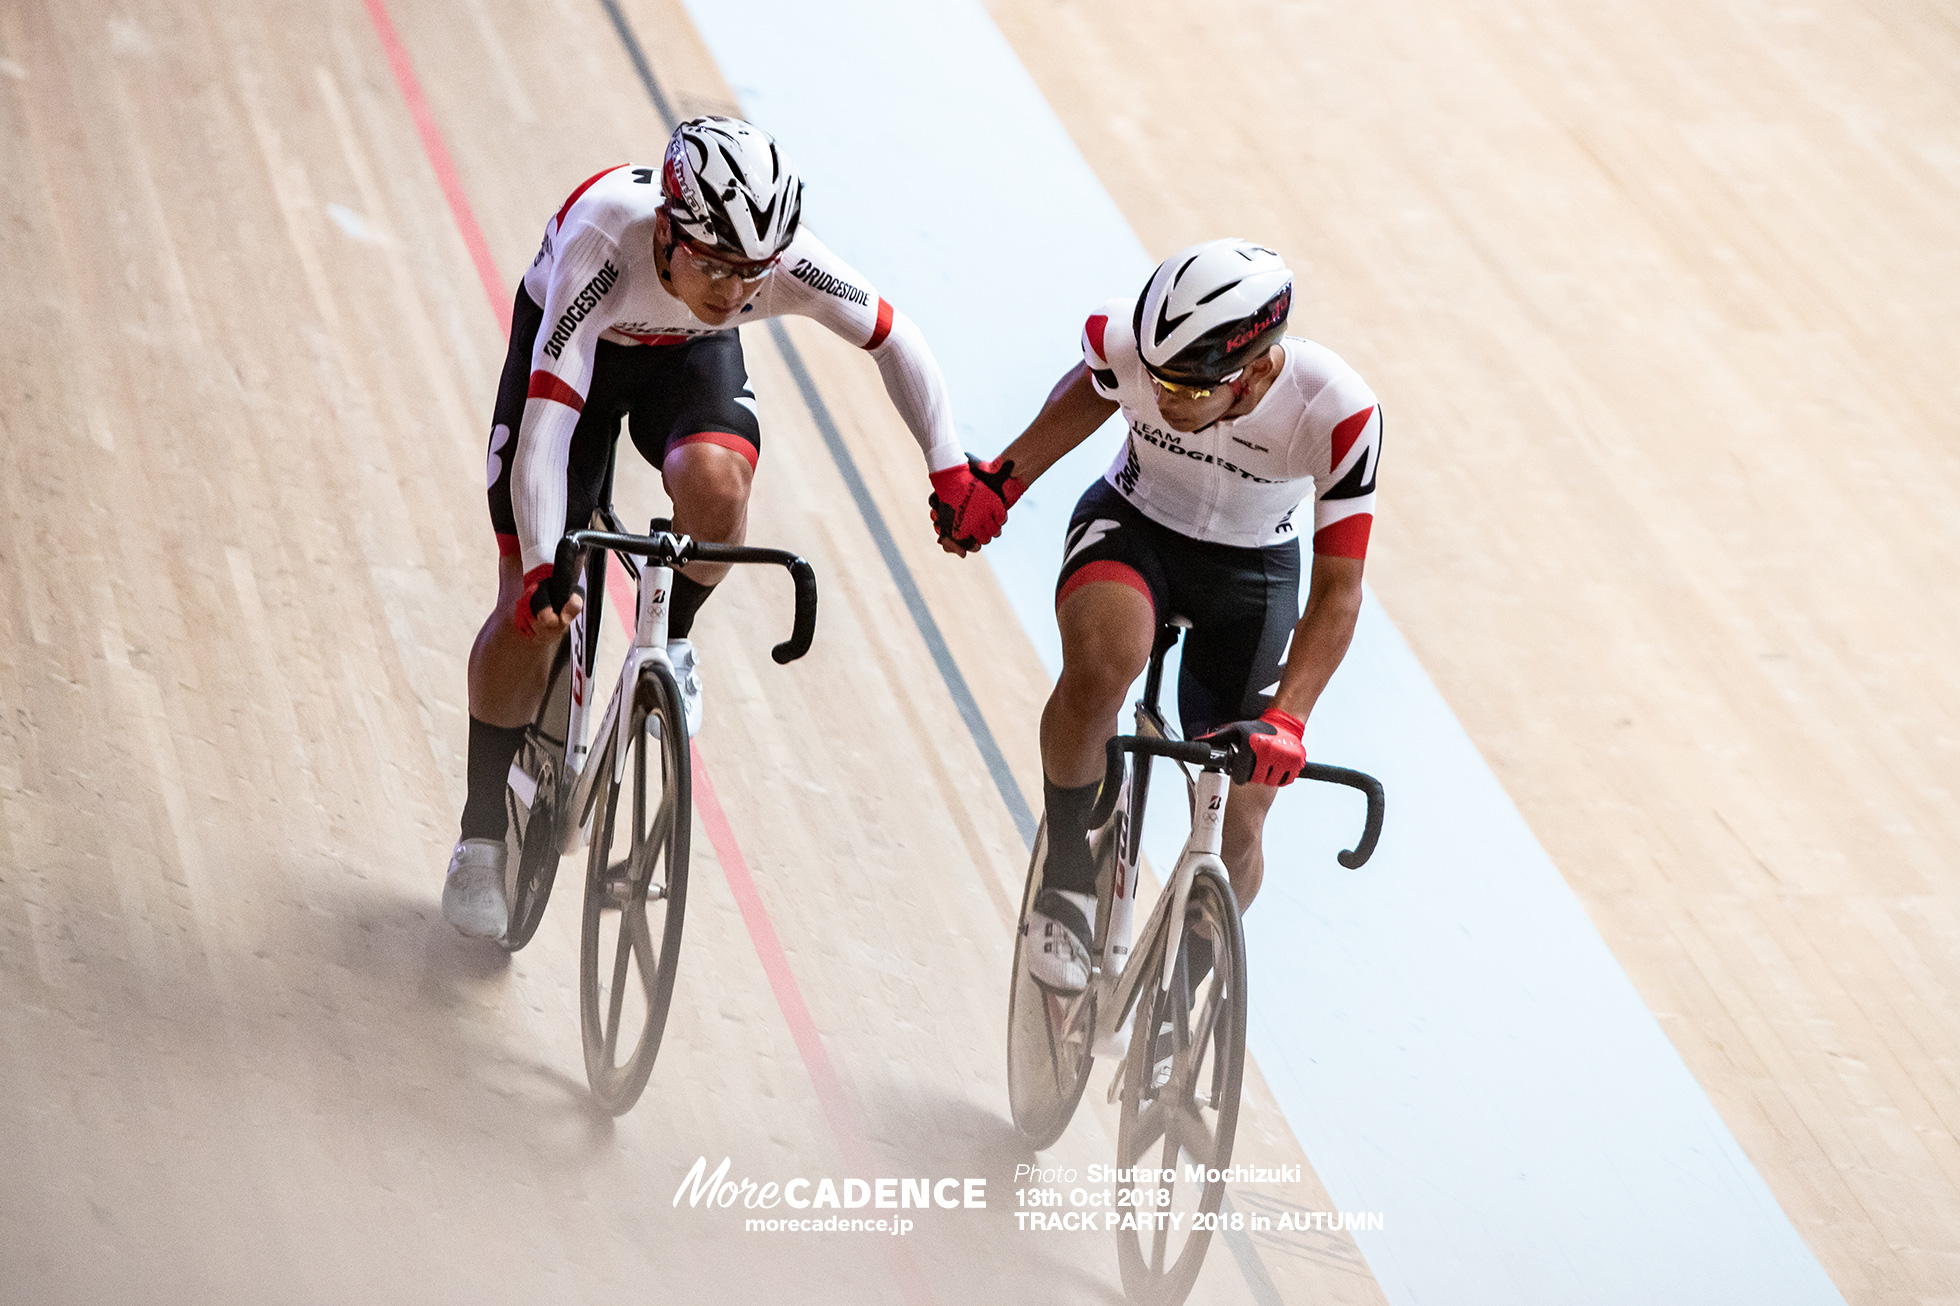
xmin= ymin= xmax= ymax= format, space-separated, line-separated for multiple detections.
xmin=499 ymin=490 xmax=816 ymax=1115
xmin=1006 ymin=621 xmax=1384 ymax=1305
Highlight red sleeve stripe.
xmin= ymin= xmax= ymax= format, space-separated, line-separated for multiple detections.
xmin=1312 ymin=514 xmax=1373 ymax=560
xmin=672 ymin=430 xmax=760 ymax=472
xmin=1084 ymin=312 xmax=1109 ymax=362
xmin=864 ymin=297 xmax=894 ymax=350
xmin=496 ymin=532 xmax=521 ymax=558
xmin=1057 ymin=560 xmax=1156 ymax=613
xmin=1330 ymin=406 xmax=1376 ymax=469
xmin=527 ymin=370 xmax=585 ymax=413
xmin=555 ymin=164 xmax=627 ymax=230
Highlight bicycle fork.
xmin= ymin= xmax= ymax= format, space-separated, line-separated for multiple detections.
xmin=1097 ymin=768 xmax=1231 ymax=1078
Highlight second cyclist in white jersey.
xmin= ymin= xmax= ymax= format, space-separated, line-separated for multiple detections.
xmin=935 ymin=239 xmax=1383 ymax=991
xmin=443 ymin=117 xmax=1005 ymax=939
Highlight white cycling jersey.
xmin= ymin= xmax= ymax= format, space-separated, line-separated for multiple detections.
xmin=510 ymin=164 xmax=963 ymax=574
xmin=1081 ymin=300 xmax=1381 ymax=554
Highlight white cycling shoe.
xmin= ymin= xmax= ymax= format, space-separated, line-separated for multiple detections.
xmin=1025 ymin=888 xmax=1096 ymax=993
xmin=442 ymin=837 xmax=509 ymax=940
xmin=667 ymin=638 xmax=703 ymax=738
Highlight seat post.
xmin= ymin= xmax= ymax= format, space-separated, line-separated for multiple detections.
xmin=1141 ymin=622 xmax=1182 ymax=716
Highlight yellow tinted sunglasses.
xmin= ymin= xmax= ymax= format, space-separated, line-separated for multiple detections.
xmin=1148 ymin=367 xmax=1243 ymax=399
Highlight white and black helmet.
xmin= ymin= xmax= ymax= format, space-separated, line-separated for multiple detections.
xmin=661 ymin=116 xmax=803 ymax=264
xmin=1132 ymin=239 xmax=1293 ymax=384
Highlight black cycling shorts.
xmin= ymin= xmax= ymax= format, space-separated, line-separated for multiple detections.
xmin=1055 ymin=480 xmax=1301 ymax=737
xmin=487 ymin=285 xmax=762 ymax=554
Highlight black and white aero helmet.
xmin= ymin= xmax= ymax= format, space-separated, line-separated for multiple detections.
xmin=1133 ymin=239 xmax=1293 ymax=384
xmin=661 ymin=116 xmax=803 ymax=264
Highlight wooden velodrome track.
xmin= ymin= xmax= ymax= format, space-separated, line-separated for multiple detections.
xmin=0 ymin=0 xmax=1955 ymax=1304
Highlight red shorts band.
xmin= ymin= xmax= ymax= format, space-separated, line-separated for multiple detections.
xmin=669 ymin=429 xmax=760 ymax=471
xmin=1056 ymin=559 xmax=1155 ymax=612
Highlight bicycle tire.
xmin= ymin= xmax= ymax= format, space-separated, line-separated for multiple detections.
xmin=1005 ymin=815 xmax=1102 ymax=1149
xmin=1114 ymin=864 xmax=1247 ymax=1306
xmin=502 ymin=642 xmax=573 ymax=952
xmin=579 ymin=661 xmax=691 ymax=1114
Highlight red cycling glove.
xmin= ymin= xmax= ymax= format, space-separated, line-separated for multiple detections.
xmin=1200 ymin=708 xmax=1307 ymax=787
xmin=929 ymin=455 xmax=1025 ymax=551
xmin=513 ymin=564 xmax=554 ymax=638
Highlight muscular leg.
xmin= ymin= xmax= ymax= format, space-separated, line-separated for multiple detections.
xmin=1219 ymin=781 xmax=1278 ymax=910
xmin=1041 ymin=581 xmax=1157 ymax=788
xmin=459 ymin=552 xmax=581 ymax=842
xmin=662 ymin=441 xmax=752 ymax=585
xmin=1029 ymin=578 xmax=1156 ymax=954
xmin=468 ymin=554 xmax=564 ymax=726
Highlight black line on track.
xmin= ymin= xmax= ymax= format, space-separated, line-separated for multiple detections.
xmin=765 ymin=318 xmax=1039 ymax=845
xmin=602 ymin=1 xmax=1037 ymax=847
xmin=601 ymin=7 xmax=1290 ymax=1303
xmin=596 ymin=0 xmax=676 ymax=128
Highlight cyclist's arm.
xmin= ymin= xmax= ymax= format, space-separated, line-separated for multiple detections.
xmin=510 ymin=222 xmax=623 ymax=578
xmin=1269 ymin=553 xmax=1363 ymax=724
xmin=773 ymin=232 xmax=964 ymax=473
xmin=1270 ymin=399 xmax=1381 ymax=722
xmin=994 ymin=363 xmax=1120 ymax=485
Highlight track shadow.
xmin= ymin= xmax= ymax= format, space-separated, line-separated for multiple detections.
xmin=850 ymin=1087 xmax=1129 ymax=1306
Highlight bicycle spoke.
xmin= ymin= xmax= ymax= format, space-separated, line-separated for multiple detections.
xmin=1187 ymin=981 xmax=1223 ymax=1085
xmin=1173 ymin=1100 xmax=1219 ymax=1165
xmin=1041 ymin=994 xmax=1069 ymax=1090
xmin=604 ymin=905 xmax=634 ymax=1066
xmin=1128 ymin=1096 xmax=1166 ymax=1150
xmin=1156 ymin=1118 xmax=1180 ymax=1184
xmin=1150 ymin=1160 xmax=1171 ymax=1274
xmin=632 ymin=724 xmax=647 ymax=855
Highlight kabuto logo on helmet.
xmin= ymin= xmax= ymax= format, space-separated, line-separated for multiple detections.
xmin=660 ymin=117 xmax=804 ymax=264
xmin=1134 ymin=239 xmax=1294 ymax=383
xmin=1225 ymin=284 xmax=1291 ymax=352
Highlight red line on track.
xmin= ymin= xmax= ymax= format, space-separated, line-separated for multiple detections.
xmin=359 ymin=0 xmax=509 ymax=333
xmin=362 ymin=6 xmax=933 ymax=1300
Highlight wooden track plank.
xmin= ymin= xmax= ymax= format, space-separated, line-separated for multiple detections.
xmin=990 ymin=0 xmax=1960 ymax=1299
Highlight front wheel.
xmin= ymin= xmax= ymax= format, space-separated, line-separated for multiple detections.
xmin=1006 ymin=817 xmax=1101 ymax=1149
xmin=1114 ymin=864 xmax=1247 ymax=1306
xmin=579 ymin=663 xmax=690 ymax=1114
xmin=502 ymin=641 xmax=573 ymax=952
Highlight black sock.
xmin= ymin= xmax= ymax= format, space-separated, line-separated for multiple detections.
xmin=1039 ymin=777 xmax=1102 ymax=895
xmin=668 ymin=572 xmax=717 ymax=639
xmin=459 ymin=717 xmax=528 ymax=842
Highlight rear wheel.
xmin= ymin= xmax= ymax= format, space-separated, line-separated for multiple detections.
xmin=1113 ymin=864 xmax=1247 ymax=1306
xmin=502 ymin=641 xmax=573 ymax=952
xmin=579 ymin=663 xmax=690 ymax=1114
xmin=1006 ymin=816 xmax=1102 ymax=1150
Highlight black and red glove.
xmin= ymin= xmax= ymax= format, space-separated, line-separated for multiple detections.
xmin=1200 ymin=708 xmax=1307 ymax=787
xmin=929 ymin=455 xmax=1025 ymax=551
xmin=513 ymin=563 xmax=554 ymax=638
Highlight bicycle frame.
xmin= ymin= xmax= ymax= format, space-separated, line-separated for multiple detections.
xmin=1041 ymin=632 xmax=1226 ymax=1064
xmin=1062 ymin=622 xmax=1385 ymax=1068
xmin=1091 ymin=756 xmax=1230 ymax=1062
xmin=508 ymin=512 xmax=816 ymax=862
xmin=553 ymin=539 xmax=677 ymax=855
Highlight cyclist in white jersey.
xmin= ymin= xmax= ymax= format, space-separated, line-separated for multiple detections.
xmin=444 ymin=117 xmax=1008 ymax=938
xmin=941 ymin=239 xmax=1383 ymax=991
